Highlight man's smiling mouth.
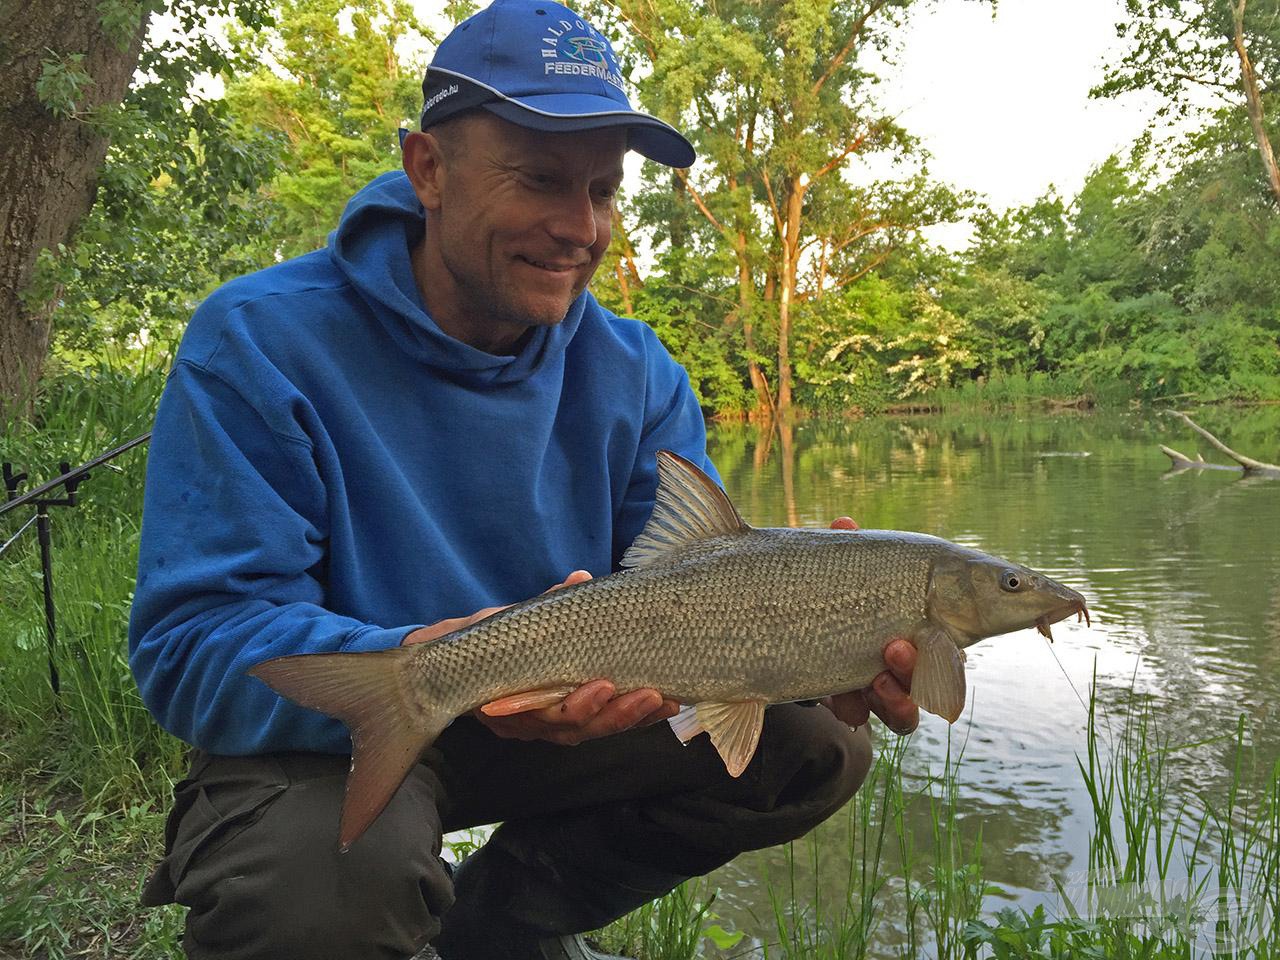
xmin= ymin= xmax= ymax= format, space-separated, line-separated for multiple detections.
xmin=518 ymin=255 xmax=580 ymax=273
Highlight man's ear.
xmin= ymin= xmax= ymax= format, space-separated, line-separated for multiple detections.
xmin=402 ymin=130 xmax=447 ymax=212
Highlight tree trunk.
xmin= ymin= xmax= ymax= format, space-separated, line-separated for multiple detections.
xmin=775 ymin=179 xmax=804 ymax=422
xmin=1232 ymin=0 xmax=1280 ymax=207
xmin=0 ymin=0 xmax=148 ymax=407
xmin=732 ymin=231 xmax=772 ymax=417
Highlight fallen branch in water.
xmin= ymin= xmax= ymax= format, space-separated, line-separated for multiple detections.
xmin=1160 ymin=410 xmax=1280 ymax=476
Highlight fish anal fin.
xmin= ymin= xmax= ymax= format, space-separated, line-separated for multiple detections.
xmin=696 ymin=700 xmax=767 ymax=778
xmin=621 ymin=451 xmax=751 ymax=569
xmin=249 ymin=648 xmax=447 ymax=852
xmin=668 ymin=704 xmax=703 ymax=742
xmin=908 ymin=628 xmax=968 ymax=724
xmin=479 ymin=685 xmax=578 ymax=716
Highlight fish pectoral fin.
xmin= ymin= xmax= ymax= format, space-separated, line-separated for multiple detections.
xmin=479 ymin=685 xmax=578 ymax=717
xmin=909 ymin=628 xmax=968 ymax=724
xmin=696 ymin=699 xmax=767 ymax=778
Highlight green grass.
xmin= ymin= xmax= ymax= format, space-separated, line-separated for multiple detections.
xmin=906 ymin=370 xmax=1137 ymax=412
xmin=4 ymin=359 xmax=1279 ymax=958
xmin=1 ymin=349 xmax=186 ymax=809
xmin=1 ymin=351 xmax=187 ymax=959
xmin=591 ymin=683 xmax=1280 ymax=960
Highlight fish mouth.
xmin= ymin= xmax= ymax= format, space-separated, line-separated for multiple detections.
xmin=1035 ymin=599 xmax=1090 ymax=643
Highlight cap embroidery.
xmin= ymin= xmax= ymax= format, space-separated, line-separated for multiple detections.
xmin=540 ymin=17 xmax=624 ymax=89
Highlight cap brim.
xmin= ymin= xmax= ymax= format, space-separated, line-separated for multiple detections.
xmin=483 ymin=95 xmax=695 ymax=168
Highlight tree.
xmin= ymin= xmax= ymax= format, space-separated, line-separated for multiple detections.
xmin=223 ymin=0 xmax=433 ymax=260
xmin=1 ymin=0 xmax=148 ymax=406
xmin=603 ymin=0 xmax=973 ymax=421
xmin=1096 ymin=0 xmax=1280 ymax=207
xmin=0 ymin=0 xmax=273 ymax=407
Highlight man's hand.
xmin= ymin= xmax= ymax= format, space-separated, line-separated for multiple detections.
xmin=825 ymin=516 xmax=920 ymax=736
xmin=477 ymin=677 xmax=680 ymax=745
xmin=406 ymin=571 xmax=680 ymax=746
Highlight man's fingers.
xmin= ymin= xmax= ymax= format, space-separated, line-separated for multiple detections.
xmin=868 ymin=671 xmax=919 ymax=735
xmin=404 ymin=604 xmax=509 ymax=645
xmin=473 ymin=683 xmax=671 ymax=745
xmin=636 ymin=698 xmax=683 ymax=728
xmin=882 ymin=638 xmax=916 ymax=688
xmin=545 ymin=569 xmax=592 ymax=593
xmin=541 ymin=679 xmax=614 ymax=725
xmin=825 ymin=690 xmax=872 ymax=728
xmin=600 ymin=688 xmax=664 ymax=730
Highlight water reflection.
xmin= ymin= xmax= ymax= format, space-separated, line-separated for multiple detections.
xmin=703 ymin=408 xmax=1280 ymax=951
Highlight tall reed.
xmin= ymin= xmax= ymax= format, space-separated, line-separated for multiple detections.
xmin=600 ymin=684 xmax=1280 ymax=959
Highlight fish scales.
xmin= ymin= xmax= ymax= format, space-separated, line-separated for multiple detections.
xmin=409 ymin=529 xmax=952 ymax=715
xmin=249 ymin=450 xmax=1088 ymax=850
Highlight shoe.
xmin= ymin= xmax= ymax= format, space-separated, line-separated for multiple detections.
xmin=538 ymin=934 xmax=634 ymax=960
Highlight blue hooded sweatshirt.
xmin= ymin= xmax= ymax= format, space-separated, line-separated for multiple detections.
xmin=128 ymin=170 xmax=716 ymax=755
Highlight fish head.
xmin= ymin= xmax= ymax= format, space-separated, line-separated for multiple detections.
xmin=926 ymin=550 xmax=1089 ymax=646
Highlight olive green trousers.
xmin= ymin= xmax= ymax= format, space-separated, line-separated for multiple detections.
xmin=142 ymin=705 xmax=872 ymax=960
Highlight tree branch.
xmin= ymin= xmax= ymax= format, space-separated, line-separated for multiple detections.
xmin=813 ymin=129 xmax=872 ymax=180
xmin=810 ymin=0 xmax=892 ymax=97
xmin=1231 ymin=0 xmax=1280 ymax=206
xmin=1164 ymin=410 xmax=1280 ymax=474
xmin=673 ymin=168 xmax=726 ymax=233
xmin=759 ymin=168 xmax=785 ymax=239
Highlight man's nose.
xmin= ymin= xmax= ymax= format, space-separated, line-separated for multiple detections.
xmin=547 ymin=190 xmax=600 ymax=248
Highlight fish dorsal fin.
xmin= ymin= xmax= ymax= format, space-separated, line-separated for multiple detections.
xmin=622 ymin=450 xmax=750 ymax=569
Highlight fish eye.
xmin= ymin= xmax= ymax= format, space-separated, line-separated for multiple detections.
xmin=1000 ymin=570 xmax=1023 ymax=592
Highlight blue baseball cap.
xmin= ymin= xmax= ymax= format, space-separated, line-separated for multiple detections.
xmin=420 ymin=0 xmax=695 ymax=168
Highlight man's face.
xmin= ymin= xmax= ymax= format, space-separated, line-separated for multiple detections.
xmin=410 ymin=114 xmax=627 ymax=352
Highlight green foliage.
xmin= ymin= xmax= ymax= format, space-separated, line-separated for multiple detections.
xmin=952 ymin=133 xmax=1280 ymax=405
xmin=792 ymin=276 xmax=906 ymax=414
xmin=594 ymin=878 xmax=743 ymax=960
xmin=0 ymin=351 xmax=185 ymax=806
xmin=1093 ymin=0 xmax=1280 ymax=120
xmin=223 ymin=0 xmax=435 ymax=258
xmin=628 ymin=279 xmax=754 ymax=417
xmin=31 ymin=1 xmax=280 ymax=359
xmin=34 ymin=52 xmax=92 ymax=118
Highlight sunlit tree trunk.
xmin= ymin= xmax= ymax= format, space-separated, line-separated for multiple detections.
xmin=733 ymin=231 xmax=772 ymax=417
xmin=1231 ymin=0 xmax=1280 ymax=206
xmin=775 ymin=178 xmax=804 ymax=422
xmin=0 ymin=1 xmax=148 ymax=407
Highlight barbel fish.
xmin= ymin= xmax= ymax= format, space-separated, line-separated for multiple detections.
xmin=250 ymin=450 xmax=1089 ymax=849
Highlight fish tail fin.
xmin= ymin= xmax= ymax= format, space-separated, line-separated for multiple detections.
xmin=249 ymin=647 xmax=450 ymax=852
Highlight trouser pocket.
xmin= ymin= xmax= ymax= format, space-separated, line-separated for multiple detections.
xmin=141 ymin=756 xmax=286 ymax=907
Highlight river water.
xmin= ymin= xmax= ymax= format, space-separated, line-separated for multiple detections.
xmin=698 ymin=406 xmax=1280 ymax=954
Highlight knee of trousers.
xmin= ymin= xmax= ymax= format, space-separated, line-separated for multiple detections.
xmin=172 ymin=758 xmax=452 ymax=960
xmin=745 ymin=704 xmax=873 ymax=844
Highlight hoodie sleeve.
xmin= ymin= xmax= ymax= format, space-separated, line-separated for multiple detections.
xmin=612 ymin=329 xmax=721 ymax=567
xmin=128 ymin=358 xmax=420 ymax=755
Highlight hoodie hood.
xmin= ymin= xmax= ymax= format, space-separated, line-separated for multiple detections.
xmin=328 ymin=170 xmax=585 ymax=386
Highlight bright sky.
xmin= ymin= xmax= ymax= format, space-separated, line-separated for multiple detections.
xmin=885 ymin=0 xmax=1161 ymax=205
xmin=412 ymin=0 xmax=1164 ymax=249
xmin=874 ymin=0 xmax=1163 ymax=245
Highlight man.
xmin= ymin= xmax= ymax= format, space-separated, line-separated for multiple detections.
xmin=129 ymin=2 xmax=921 ymax=958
